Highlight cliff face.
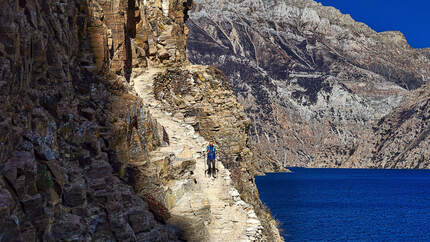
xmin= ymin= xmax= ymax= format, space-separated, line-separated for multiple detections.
xmin=0 ymin=0 xmax=188 ymax=240
xmin=86 ymin=0 xmax=191 ymax=75
xmin=1 ymin=0 xmax=281 ymax=241
xmin=153 ymin=66 xmax=252 ymax=170
xmin=187 ymin=0 xmax=430 ymax=168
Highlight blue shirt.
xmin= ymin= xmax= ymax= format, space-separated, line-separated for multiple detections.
xmin=207 ymin=145 xmax=216 ymax=160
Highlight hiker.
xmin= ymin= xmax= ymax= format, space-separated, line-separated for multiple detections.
xmin=206 ymin=141 xmax=217 ymax=178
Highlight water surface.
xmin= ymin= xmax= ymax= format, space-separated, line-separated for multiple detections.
xmin=255 ymin=168 xmax=430 ymax=241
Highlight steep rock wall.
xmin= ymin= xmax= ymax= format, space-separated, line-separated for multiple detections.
xmin=0 ymin=0 xmax=185 ymax=240
xmin=86 ymin=0 xmax=191 ymax=76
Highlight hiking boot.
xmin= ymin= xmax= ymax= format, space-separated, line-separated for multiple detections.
xmin=211 ymin=168 xmax=217 ymax=178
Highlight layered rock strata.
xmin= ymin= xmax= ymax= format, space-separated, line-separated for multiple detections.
xmin=187 ymin=0 xmax=430 ymax=168
xmin=1 ymin=0 xmax=282 ymax=241
xmin=86 ymin=0 xmax=191 ymax=76
xmin=0 ymin=0 xmax=184 ymax=240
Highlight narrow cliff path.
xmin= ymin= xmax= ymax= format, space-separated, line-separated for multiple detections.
xmin=132 ymin=67 xmax=263 ymax=241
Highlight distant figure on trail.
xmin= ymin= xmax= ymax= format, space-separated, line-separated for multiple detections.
xmin=206 ymin=141 xmax=217 ymax=178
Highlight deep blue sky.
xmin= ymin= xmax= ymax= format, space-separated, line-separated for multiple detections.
xmin=315 ymin=0 xmax=429 ymax=48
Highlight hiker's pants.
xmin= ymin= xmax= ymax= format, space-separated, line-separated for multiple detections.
xmin=207 ymin=158 xmax=215 ymax=171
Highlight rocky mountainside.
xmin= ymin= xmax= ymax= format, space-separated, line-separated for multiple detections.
xmin=1 ymin=1 xmax=171 ymax=240
xmin=187 ymin=0 xmax=430 ymax=168
xmin=1 ymin=0 xmax=281 ymax=241
xmin=420 ymin=48 xmax=430 ymax=60
xmin=0 ymin=0 xmax=190 ymax=240
xmin=344 ymin=85 xmax=430 ymax=169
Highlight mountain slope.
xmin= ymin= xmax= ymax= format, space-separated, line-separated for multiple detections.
xmin=187 ymin=0 xmax=430 ymax=168
xmin=345 ymin=85 xmax=430 ymax=169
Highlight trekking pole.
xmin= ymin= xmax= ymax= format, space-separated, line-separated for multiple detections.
xmin=213 ymin=153 xmax=219 ymax=178
xmin=215 ymin=156 xmax=218 ymax=177
xmin=204 ymin=149 xmax=208 ymax=177
xmin=204 ymin=149 xmax=206 ymax=176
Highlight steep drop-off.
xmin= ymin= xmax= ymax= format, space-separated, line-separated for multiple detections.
xmin=0 ymin=0 xmax=282 ymax=241
xmin=187 ymin=0 xmax=430 ymax=169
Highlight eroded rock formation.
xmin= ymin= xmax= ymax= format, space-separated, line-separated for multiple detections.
xmin=86 ymin=0 xmax=191 ymax=75
xmin=344 ymin=85 xmax=430 ymax=169
xmin=187 ymin=0 xmax=430 ymax=169
xmin=0 ymin=0 xmax=184 ymax=240
xmin=1 ymin=0 xmax=282 ymax=241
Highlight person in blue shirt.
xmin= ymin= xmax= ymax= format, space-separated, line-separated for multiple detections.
xmin=206 ymin=140 xmax=217 ymax=178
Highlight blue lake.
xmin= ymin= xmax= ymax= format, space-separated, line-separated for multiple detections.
xmin=255 ymin=168 xmax=430 ymax=241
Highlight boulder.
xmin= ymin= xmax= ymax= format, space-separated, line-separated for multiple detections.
xmin=64 ymin=181 xmax=86 ymax=207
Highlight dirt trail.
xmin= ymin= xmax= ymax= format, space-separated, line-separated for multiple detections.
xmin=132 ymin=67 xmax=263 ymax=241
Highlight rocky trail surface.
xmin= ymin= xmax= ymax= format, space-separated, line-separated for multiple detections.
xmin=132 ymin=67 xmax=264 ymax=241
